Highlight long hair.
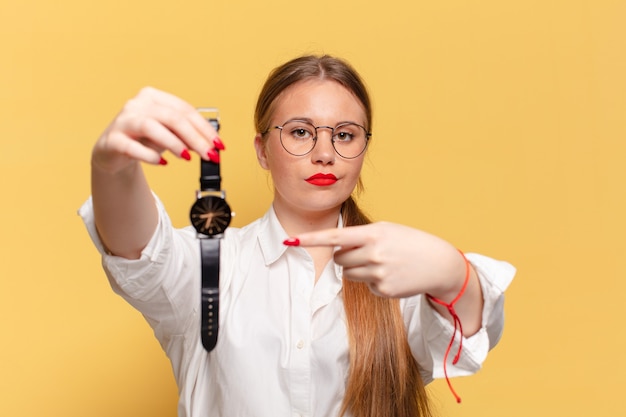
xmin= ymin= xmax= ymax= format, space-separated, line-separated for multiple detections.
xmin=254 ymin=55 xmax=432 ymax=417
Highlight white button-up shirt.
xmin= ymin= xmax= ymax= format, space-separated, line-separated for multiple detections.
xmin=79 ymin=196 xmax=515 ymax=417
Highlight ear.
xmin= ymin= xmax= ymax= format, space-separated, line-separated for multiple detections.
xmin=254 ymin=133 xmax=270 ymax=170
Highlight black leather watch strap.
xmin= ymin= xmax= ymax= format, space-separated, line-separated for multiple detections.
xmin=200 ymin=238 xmax=220 ymax=351
xmin=200 ymin=159 xmax=221 ymax=191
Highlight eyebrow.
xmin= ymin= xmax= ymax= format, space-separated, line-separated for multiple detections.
xmin=283 ymin=117 xmax=365 ymax=127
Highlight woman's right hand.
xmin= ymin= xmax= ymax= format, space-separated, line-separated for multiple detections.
xmin=91 ymin=87 xmax=225 ymax=259
xmin=92 ymin=86 xmax=224 ymax=175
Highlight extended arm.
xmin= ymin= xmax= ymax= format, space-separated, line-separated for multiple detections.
xmin=286 ymin=223 xmax=484 ymax=336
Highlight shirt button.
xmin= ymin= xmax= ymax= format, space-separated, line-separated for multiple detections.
xmin=296 ymin=340 xmax=304 ymax=349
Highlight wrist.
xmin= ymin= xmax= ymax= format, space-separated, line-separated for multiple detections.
xmin=425 ymin=246 xmax=469 ymax=303
xmin=91 ymin=151 xmax=140 ymax=178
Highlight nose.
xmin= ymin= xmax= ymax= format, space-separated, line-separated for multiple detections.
xmin=310 ymin=127 xmax=336 ymax=165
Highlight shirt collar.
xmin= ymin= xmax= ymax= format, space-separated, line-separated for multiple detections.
xmin=258 ymin=205 xmax=290 ymax=266
xmin=257 ymin=205 xmax=344 ymax=279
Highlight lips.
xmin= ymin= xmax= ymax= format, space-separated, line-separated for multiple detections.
xmin=305 ymin=173 xmax=338 ymax=186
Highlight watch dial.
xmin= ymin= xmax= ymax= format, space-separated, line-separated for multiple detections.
xmin=190 ymin=196 xmax=232 ymax=236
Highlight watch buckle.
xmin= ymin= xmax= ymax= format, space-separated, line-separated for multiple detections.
xmin=196 ymin=190 xmax=226 ymax=199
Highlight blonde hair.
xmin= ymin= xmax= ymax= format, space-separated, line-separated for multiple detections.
xmin=255 ymin=55 xmax=432 ymax=417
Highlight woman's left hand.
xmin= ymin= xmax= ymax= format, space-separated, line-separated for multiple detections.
xmin=286 ymin=222 xmax=466 ymax=299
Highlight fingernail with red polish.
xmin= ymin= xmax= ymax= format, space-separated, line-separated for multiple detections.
xmin=283 ymin=237 xmax=300 ymax=246
xmin=213 ymin=137 xmax=226 ymax=151
xmin=180 ymin=148 xmax=191 ymax=161
xmin=159 ymin=157 xmax=168 ymax=166
xmin=207 ymin=148 xmax=220 ymax=163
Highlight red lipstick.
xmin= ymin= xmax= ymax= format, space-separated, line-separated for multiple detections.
xmin=305 ymin=173 xmax=337 ymax=186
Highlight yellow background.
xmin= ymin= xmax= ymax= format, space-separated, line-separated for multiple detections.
xmin=1 ymin=0 xmax=624 ymax=416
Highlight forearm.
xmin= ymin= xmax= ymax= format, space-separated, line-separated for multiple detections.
xmin=91 ymin=160 xmax=158 ymax=259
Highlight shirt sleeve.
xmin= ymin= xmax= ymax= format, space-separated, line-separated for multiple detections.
xmin=78 ymin=195 xmax=200 ymax=350
xmin=402 ymin=253 xmax=516 ymax=383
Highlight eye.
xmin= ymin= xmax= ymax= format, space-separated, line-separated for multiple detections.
xmin=334 ymin=124 xmax=361 ymax=142
xmin=292 ymin=128 xmax=312 ymax=139
xmin=334 ymin=131 xmax=354 ymax=142
xmin=285 ymin=121 xmax=315 ymax=141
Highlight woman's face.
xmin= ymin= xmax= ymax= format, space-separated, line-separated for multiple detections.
xmin=255 ymin=78 xmax=368 ymax=217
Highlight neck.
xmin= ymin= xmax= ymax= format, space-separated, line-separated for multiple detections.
xmin=273 ymin=201 xmax=342 ymax=283
xmin=272 ymin=202 xmax=342 ymax=236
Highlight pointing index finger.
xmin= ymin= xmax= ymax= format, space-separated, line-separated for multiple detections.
xmin=283 ymin=226 xmax=366 ymax=248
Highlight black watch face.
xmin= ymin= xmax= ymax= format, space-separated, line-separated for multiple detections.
xmin=190 ymin=196 xmax=232 ymax=236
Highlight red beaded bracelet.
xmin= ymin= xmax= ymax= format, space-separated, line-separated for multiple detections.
xmin=426 ymin=249 xmax=471 ymax=403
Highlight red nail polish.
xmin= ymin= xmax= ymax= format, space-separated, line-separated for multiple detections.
xmin=159 ymin=157 xmax=168 ymax=165
xmin=213 ymin=137 xmax=226 ymax=151
xmin=283 ymin=237 xmax=300 ymax=246
xmin=180 ymin=149 xmax=191 ymax=161
xmin=207 ymin=148 xmax=220 ymax=163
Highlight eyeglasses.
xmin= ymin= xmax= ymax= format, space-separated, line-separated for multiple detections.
xmin=267 ymin=119 xmax=371 ymax=159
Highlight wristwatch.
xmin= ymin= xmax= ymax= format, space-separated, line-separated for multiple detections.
xmin=189 ymin=108 xmax=232 ymax=352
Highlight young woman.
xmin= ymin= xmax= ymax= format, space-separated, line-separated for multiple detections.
xmin=80 ymin=55 xmax=515 ymax=417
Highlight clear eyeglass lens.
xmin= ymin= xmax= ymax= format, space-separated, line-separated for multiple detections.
xmin=279 ymin=121 xmax=368 ymax=158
